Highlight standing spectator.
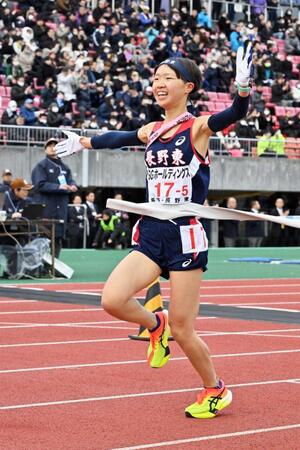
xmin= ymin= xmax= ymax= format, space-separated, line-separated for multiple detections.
xmin=1 ymin=101 xmax=18 ymax=125
xmin=245 ymin=200 xmax=265 ymax=247
xmin=67 ymin=194 xmax=85 ymax=248
xmin=268 ymin=197 xmax=291 ymax=246
xmin=85 ymin=191 xmax=101 ymax=247
xmin=0 ymin=169 xmax=13 ymax=193
xmin=222 ymin=197 xmax=239 ymax=247
xmin=251 ymin=84 xmax=266 ymax=112
xmin=31 ymin=138 xmax=78 ymax=257
xmin=295 ymin=199 xmax=300 ymax=246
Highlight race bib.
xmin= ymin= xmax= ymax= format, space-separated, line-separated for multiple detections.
xmin=58 ymin=174 xmax=67 ymax=185
xmin=147 ymin=165 xmax=192 ymax=204
xmin=180 ymin=222 xmax=208 ymax=254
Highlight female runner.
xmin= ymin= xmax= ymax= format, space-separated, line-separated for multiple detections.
xmin=56 ymin=43 xmax=252 ymax=418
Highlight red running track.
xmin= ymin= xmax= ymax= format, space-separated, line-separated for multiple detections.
xmin=0 ymin=279 xmax=299 ymax=449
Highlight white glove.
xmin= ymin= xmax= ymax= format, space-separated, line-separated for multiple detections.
xmin=235 ymin=43 xmax=253 ymax=87
xmin=55 ymin=130 xmax=85 ymax=157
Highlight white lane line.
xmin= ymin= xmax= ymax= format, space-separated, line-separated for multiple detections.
xmin=0 ymin=301 xmax=37 ymax=304
xmin=1 ymin=348 xmax=299 ymax=375
xmin=236 ymin=306 xmax=300 ymax=313
xmin=0 ymin=327 xmax=299 ymax=348
xmin=111 ymin=423 xmax=300 ymax=450
xmin=0 ymin=337 xmax=129 ymax=348
xmin=0 ymin=378 xmax=298 ymax=411
xmin=0 ymin=308 xmax=102 ymax=315
xmin=221 ymin=301 xmax=300 ymax=306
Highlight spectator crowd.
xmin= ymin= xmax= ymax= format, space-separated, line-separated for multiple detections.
xmin=0 ymin=0 xmax=299 ymax=150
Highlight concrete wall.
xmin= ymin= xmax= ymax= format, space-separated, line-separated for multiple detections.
xmin=3 ymin=146 xmax=300 ymax=192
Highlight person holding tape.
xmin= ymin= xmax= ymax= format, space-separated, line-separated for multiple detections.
xmin=55 ymin=43 xmax=253 ymax=419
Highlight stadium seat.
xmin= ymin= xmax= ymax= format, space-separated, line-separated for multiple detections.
xmin=217 ymin=93 xmax=231 ymax=102
xmin=204 ymin=101 xmax=215 ymax=112
xmin=285 ymin=107 xmax=296 ymax=116
xmin=33 ymin=77 xmax=44 ymax=91
xmin=1 ymin=97 xmax=10 ymax=108
xmin=207 ymin=92 xmax=218 ymax=101
xmin=274 ymin=106 xmax=285 ymax=116
xmin=71 ymin=102 xmax=80 ymax=117
xmin=5 ymin=86 xmax=11 ymax=97
xmin=0 ymin=86 xmax=6 ymax=96
xmin=214 ymin=102 xmax=226 ymax=111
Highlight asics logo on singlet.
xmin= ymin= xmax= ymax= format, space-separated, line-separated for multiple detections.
xmin=182 ymin=259 xmax=192 ymax=267
xmin=175 ymin=136 xmax=186 ymax=146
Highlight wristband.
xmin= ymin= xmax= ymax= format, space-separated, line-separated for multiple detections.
xmin=237 ymin=82 xmax=251 ymax=93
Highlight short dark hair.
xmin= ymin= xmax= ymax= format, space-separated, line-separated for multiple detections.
xmin=154 ymin=58 xmax=201 ymax=95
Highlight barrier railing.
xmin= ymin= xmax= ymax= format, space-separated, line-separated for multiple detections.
xmin=0 ymin=125 xmax=299 ymax=159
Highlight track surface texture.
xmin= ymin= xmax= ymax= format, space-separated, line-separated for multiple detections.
xmin=0 ymin=278 xmax=299 ymax=449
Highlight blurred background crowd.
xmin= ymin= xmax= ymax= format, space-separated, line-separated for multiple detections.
xmin=0 ymin=0 xmax=299 ymax=143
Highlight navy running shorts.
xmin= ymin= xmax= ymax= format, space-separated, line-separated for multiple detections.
xmin=131 ymin=216 xmax=208 ymax=279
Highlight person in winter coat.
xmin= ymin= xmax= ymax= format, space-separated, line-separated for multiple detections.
xmin=31 ymin=138 xmax=78 ymax=257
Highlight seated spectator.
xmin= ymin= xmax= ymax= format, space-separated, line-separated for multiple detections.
xmin=1 ymin=101 xmax=18 ymax=125
xmin=197 ymin=7 xmax=212 ymax=30
xmin=251 ymin=84 xmax=266 ymax=112
xmin=256 ymin=57 xmax=274 ymax=86
xmin=0 ymin=169 xmax=13 ymax=193
xmin=203 ymin=61 xmax=220 ymax=92
xmin=271 ymin=74 xmax=292 ymax=105
xmin=291 ymin=82 xmax=300 ymax=107
xmin=258 ymin=107 xmax=276 ymax=133
xmin=284 ymin=28 xmax=300 ymax=55
xmin=36 ymin=113 xmax=49 ymax=127
xmin=40 ymin=78 xmax=57 ymax=108
xmin=279 ymin=110 xmax=298 ymax=137
xmin=11 ymin=76 xmax=33 ymax=106
xmin=3 ymin=178 xmax=33 ymax=220
xmin=19 ymin=98 xmax=40 ymax=126
xmin=92 ymin=209 xmax=123 ymax=249
xmin=229 ymin=23 xmax=243 ymax=52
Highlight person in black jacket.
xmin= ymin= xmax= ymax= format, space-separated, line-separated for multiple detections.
xmin=222 ymin=197 xmax=239 ymax=247
xmin=268 ymin=197 xmax=291 ymax=246
xmin=67 ymin=194 xmax=85 ymax=248
xmin=31 ymin=138 xmax=78 ymax=257
xmin=0 ymin=169 xmax=13 ymax=193
xmin=245 ymin=200 xmax=265 ymax=247
xmin=84 ymin=191 xmax=101 ymax=248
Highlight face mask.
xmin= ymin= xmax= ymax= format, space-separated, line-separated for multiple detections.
xmin=264 ymin=110 xmax=270 ymax=115
xmin=103 ymin=48 xmax=110 ymax=53
xmin=99 ymin=29 xmax=105 ymax=34
xmin=229 ymin=132 xmax=236 ymax=137
xmin=265 ymin=63 xmax=271 ymax=68
xmin=18 ymin=81 xmax=25 ymax=87
xmin=52 ymin=107 xmax=59 ymax=113
xmin=40 ymin=119 xmax=47 ymax=124
xmin=211 ymin=63 xmax=217 ymax=69
xmin=90 ymin=122 xmax=97 ymax=128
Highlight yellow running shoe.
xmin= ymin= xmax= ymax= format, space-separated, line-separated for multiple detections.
xmin=147 ymin=311 xmax=170 ymax=368
xmin=185 ymin=380 xmax=232 ymax=419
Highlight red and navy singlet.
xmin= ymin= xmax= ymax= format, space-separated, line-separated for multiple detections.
xmin=145 ymin=118 xmax=210 ymax=205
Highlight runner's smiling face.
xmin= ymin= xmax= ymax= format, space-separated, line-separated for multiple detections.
xmin=152 ymin=65 xmax=194 ymax=109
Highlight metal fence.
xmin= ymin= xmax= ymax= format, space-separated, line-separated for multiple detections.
xmin=0 ymin=124 xmax=299 ymax=159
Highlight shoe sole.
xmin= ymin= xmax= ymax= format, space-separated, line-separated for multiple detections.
xmin=185 ymin=389 xmax=233 ymax=419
